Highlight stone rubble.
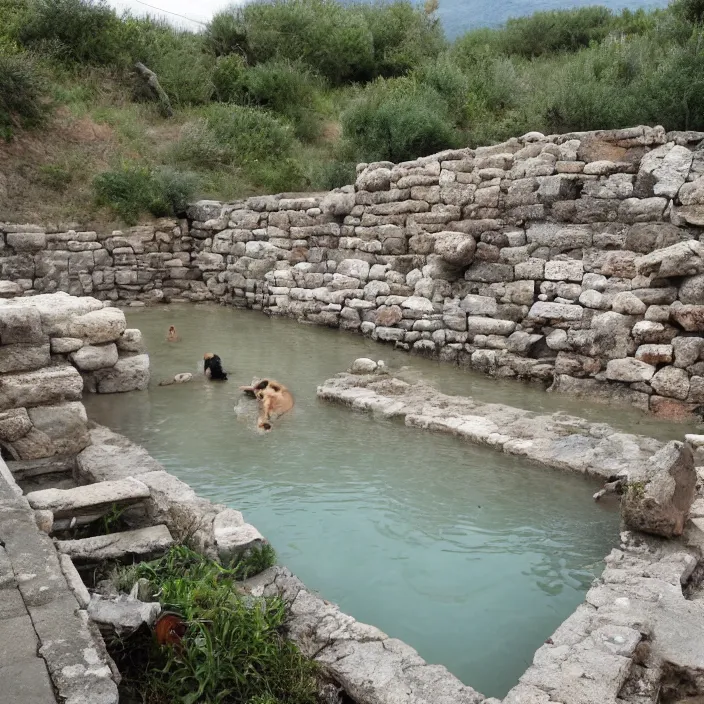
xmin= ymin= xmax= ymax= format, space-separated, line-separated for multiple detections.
xmin=6 ymin=128 xmax=704 ymax=417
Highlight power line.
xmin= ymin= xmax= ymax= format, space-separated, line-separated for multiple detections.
xmin=130 ymin=0 xmax=209 ymax=26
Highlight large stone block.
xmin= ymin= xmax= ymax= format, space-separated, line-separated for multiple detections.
xmin=92 ymin=353 xmax=150 ymax=393
xmin=0 ymin=366 xmax=84 ymax=411
xmin=621 ymin=441 xmax=697 ymax=538
xmin=528 ymin=301 xmax=583 ymax=322
xmin=70 ymin=343 xmax=119 ymax=371
xmin=635 ymin=240 xmax=704 ymax=278
xmin=27 ymin=401 xmax=90 ymax=456
xmin=0 ymin=343 xmax=50 ymax=373
xmin=67 ymin=307 xmax=126 ymax=343
xmin=0 ymin=305 xmax=45 ymax=345
xmin=433 ymin=231 xmax=476 ymax=266
xmin=604 ymin=357 xmax=656 ymax=382
xmin=544 ymin=260 xmax=584 ymax=282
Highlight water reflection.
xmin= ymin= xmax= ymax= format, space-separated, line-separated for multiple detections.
xmin=83 ymin=305 xmax=632 ymax=698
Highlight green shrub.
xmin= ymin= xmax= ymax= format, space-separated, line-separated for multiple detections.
xmin=0 ymin=52 xmax=47 ymax=138
xmin=240 ymin=59 xmax=322 ymax=140
xmin=18 ymin=0 xmax=124 ymax=65
xmin=357 ymin=0 xmax=446 ymax=78
xmin=671 ymin=0 xmax=704 ymax=24
xmin=125 ymin=21 xmax=215 ymax=105
xmin=110 ymin=546 xmax=317 ymax=704
xmin=219 ymin=0 xmax=375 ymax=84
xmin=205 ymin=8 xmax=248 ymax=57
xmin=93 ymin=164 xmax=199 ymax=223
xmin=342 ymin=78 xmax=461 ymax=162
xmin=173 ymin=104 xmax=306 ymax=192
xmin=211 ymin=53 xmax=247 ymax=102
xmin=412 ymin=55 xmax=469 ymax=119
xmin=500 ymin=6 xmax=615 ymax=58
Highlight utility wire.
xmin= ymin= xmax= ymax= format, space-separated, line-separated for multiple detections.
xmin=130 ymin=0 xmax=209 ymax=26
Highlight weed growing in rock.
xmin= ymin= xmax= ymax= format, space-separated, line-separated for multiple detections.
xmin=108 ymin=545 xmax=316 ymax=704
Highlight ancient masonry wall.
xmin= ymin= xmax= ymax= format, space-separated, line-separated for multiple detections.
xmin=0 ymin=293 xmax=149 ymax=461
xmin=5 ymin=125 xmax=704 ymax=417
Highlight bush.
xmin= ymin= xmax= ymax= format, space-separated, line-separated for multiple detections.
xmin=205 ymin=8 xmax=248 ymax=57
xmin=110 ymin=546 xmax=317 ymax=704
xmin=0 ymin=52 xmax=47 ymax=138
xmin=124 ymin=20 xmax=215 ymax=105
xmin=342 ymin=78 xmax=461 ymax=162
xmin=217 ymin=0 xmax=375 ymax=84
xmin=500 ymin=6 xmax=616 ymax=58
xmin=93 ymin=164 xmax=199 ymax=223
xmin=357 ymin=0 xmax=446 ymax=78
xmin=211 ymin=53 xmax=247 ymax=102
xmin=18 ymin=0 xmax=124 ymax=65
xmin=173 ymin=104 xmax=306 ymax=192
xmin=412 ymin=55 xmax=469 ymax=119
xmin=240 ymin=60 xmax=322 ymax=140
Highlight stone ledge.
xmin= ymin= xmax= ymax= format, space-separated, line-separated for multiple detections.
xmin=317 ymin=370 xmax=663 ymax=479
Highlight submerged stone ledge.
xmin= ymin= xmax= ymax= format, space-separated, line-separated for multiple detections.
xmin=317 ymin=367 xmax=664 ymax=479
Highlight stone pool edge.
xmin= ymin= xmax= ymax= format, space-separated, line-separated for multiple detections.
xmin=73 ymin=423 xmax=489 ymax=704
xmin=317 ymin=364 xmax=704 ymax=703
xmin=316 ymin=367 xmax=668 ymax=480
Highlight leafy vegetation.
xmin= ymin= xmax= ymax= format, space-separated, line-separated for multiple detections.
xmin=1 ymin=0 xmax=704 ymax=224
xmin=108 ymin=545 xmax=313 ymax=704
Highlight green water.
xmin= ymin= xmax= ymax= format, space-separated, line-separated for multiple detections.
xmin=83 ymin=304 xmax=687 ymax=698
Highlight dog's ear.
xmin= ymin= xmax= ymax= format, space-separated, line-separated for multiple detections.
xmin=270 ymin=383 xmax=281 ymax=391
xmin=254 ymin=380 xmax=269 ymax=390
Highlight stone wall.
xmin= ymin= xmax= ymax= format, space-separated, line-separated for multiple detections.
xmin=5 ymin=125 xmax=704 ymax=417
xmin=0 ymin=293 xmax=149 ymax=461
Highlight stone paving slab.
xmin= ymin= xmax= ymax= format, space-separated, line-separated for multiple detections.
xmin=0 ymin=659 xmax=57 ymax=703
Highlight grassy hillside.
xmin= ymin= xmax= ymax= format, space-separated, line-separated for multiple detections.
xmin=1 ymin=0 xmax=704 ymax=227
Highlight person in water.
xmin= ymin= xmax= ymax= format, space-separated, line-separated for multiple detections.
xmin=240 ymin=378 xmax=293 ymax=430
xmin=203 ymin=353 xmax=228 ymax=381
xmin=166 ymin=325 xmax=180 ymax=342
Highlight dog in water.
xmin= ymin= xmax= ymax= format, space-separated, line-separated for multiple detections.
xmin=203 ymin=353 xmax=228 ymax=381
xmin=239 ymin=378 xmax=293 ymax=430
xmin=166 ymin=326 xmax=180 ymax=342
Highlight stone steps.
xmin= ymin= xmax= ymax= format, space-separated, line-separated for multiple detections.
xmin=25 ymin=477 xmax=150 ymax=529
xmin=55 ymin=524 xmax=174 ymax=563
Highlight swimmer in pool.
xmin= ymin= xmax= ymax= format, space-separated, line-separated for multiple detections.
xmin=166 ymin=325 xmax=180 ymax=342
xmin=203 ymin=353 xmax=228 ymax=381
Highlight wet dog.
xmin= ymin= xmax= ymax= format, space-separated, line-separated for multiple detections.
xmin=240 ymin=378 xmax=293 ymax=430
xmin=203 ymin=353 xmax=228 ymax=381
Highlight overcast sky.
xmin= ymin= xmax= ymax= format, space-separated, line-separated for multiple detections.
xmin=108 ymin=0 xmax=235 ymax=28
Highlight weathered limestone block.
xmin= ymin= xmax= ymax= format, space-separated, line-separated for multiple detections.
xmin=68 ymin=307 xmax=127 ymax=343
xmin=679 ymin=273 xmax=704 ymax=304
xmin=621 ymin=441 xmax=696 ymax=537
xmin=605 ymin=358 xmax=656 ymax=383
xmin=635 ymin=344 xmax=673 ymax=365
xmin=689 ymin=375 xmax=704 ymax=402
xmin=0 ymin=407 xmax=32 ymax=442
xmin=213 ymin=509 xmax=265 ymax=563
xmin=116 ymin=329 xmax=146 ymax=353
xmin=466 ymin=317 xmax=516 ymax=336
xmin=635 ymin=240 xmax=704 ymax=278
xmin=375 ymin=306 xmax=403 ymax=326
xmin=56 ymin=525 xmax=174 ymax=562
xmin=50 ymin=337 xmax=83 ymax=354
xmin=70 ymin=343 xmax=119 ymax=371
xmin=6 ymin=231 xmax=46 ymax=252
xmin=356 ymin=167 xmax=392 ymax=192
xmin=544 ymin=260 xmax=583 ymax=282
xmin=0 ymin=305 xmax=45 ymax=344
xmin=349 ymin=358 xmax=378 ymax=374
xmin=90 ymin=354 xmax=150 ymax=393
xmin=402 ymin=297 xmax=434 ymax=314
xmin=0 ymin=366 xmax=84 ymax=411
xmin=632 ymin=320 xmax=677 ymax=345
xmin=0 ymin=343 xmax=50 ymax=373
xmin=670 ymin=301 xmax=704 ymax=332
xmin=464 ymin=262 xmax=514 ymax=283
xmin=611 ymin=291 xmax=646 ymax=315
xmin=433 ymin=231 xmax=476 ymax=266
xmin=27 ymin=401 xmax=90 ymax=456
xmin=673 ymin=336 xmax=702 ymax=368
xmin=650 ymin=366 xmax=690 ymax=400
xmin=337 ymin=259 xmax=370 ymax=281
xmin=528 ymin=301 xmax=583 ymax=322
xmin=88 ymin=594 xmax=161 ymax=635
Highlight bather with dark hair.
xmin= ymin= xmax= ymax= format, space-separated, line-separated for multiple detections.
xmin=203 ymin=353 xmax=228 ymax=381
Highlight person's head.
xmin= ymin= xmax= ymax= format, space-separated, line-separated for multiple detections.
xmin=169 ymin=326 xmax=176 ymax=333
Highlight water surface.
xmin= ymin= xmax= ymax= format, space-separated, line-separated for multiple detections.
xmin=84 ymin=305 xmax=683 ymax=698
